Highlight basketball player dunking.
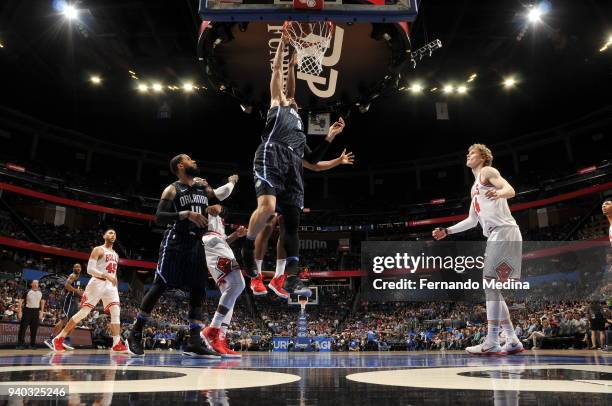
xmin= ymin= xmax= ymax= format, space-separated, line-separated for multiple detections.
xmin=432 ymin=144 xmax=524 ymax=355
xmin=250 ymin=148 xmax=355 ymax=297
xmin=49 ymin=229 xmax=126 ymax=353
xmin=126 ymin=154 xmax=223 ymax=358
xmin=45 ymin=263 xmax=83 ymax=350
xmin=241 ymin=35 xmax=345 ymax=297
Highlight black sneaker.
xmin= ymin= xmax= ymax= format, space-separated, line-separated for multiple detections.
xmin=182 ymin=341 xmax=222 ymax=359
xmin=126 ymin=331 xmax=145 ymax=357
xmin=240 ymin=239 xmax=258 ymax=278
xmin=282 ymin=275 xmax=312 ymax=297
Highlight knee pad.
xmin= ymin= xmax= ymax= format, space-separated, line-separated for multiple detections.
xmin=71 ymin=307 xmax=92 ymax=323
xmin=109 ymin=305 xmax=120 ymax=324
xmin=281 ymin=206 xmax=300 ymax=233
xmin=219 ymin=271 xmax=245 ymax=309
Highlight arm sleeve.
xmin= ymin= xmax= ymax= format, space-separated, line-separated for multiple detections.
xmin=303 ymin=140 xmax=332 ymax=164
xmin=213 ymin=182 xmax=235 ymax=201
xmin=87 ymin=259 xmax=105 ymax=279
xmin=447 ymin=202 xmax=479 ymax=235
xmin=155 ymin=198 xmax=180 ymax=225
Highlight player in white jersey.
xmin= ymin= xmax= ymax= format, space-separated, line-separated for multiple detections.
xmin=49 ymin=229 xmax=127 ymax=353
xmin=432 ymin=144 xmax=524 ymax=355
xmin=603 ymin=200 xmax=612 ymax=246
xmin=198 ymin=175 xmax=247 ymax=357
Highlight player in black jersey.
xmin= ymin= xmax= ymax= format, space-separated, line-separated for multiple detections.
xmin=241 ymin=35 xmax=346 ymax=297
xmin=44 ymin=263 xmax=83 ymax=351
xmin=126 ymin=154 xmax=224 ymax=358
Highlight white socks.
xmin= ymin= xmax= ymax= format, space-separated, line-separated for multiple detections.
xmin=275 ymin=259 xmax=287 ymax=278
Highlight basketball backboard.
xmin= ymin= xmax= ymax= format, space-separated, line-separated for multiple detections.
xmin=199 ymin=0 xmax=418 ymax=23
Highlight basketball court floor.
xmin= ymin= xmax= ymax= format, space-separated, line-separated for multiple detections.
xmin=0 ymin=350 xmax=609 ymax=404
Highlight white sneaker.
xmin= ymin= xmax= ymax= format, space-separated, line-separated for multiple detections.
xmin=466 ymin=342 xmax=504 ymax=355
xmin=501 ymin=340 xmax=524 ymax=355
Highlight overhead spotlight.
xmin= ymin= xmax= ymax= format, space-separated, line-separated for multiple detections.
xmin=89 ymin=75 xmax=102 ymax=85
xmin=137 ymin=84 xmax=148 ymax=93
xmin=467 ymin=73 xmax=477 ymax=82
xmin=409 ymin=83 xmax=424 ymax=94
xmin=443 ymin=85 xmax=453 ymax=94
xmin=430 ymin=87 xmax=438 ymax=92
xmin=503 ymin=77 xmax=517 ymax=88
xmin=62 ymin=4 xmax=78 ymax=20
xmin=456 ymin=85 xmax=467 ymax=94
xmin=240 ymin=104 xmax=253 ymax=114
xmin=152 ymin=83 xmax=163 ymax=92
xmin=526 ymin=3 xmax=548 ymax=24
xmin=182 ymin=83 xmax=194 ymax=92
xmin=0 ymin=42 xmax=4 ymax=49
xmin=128 ymin=70 xmax=136 ymax=75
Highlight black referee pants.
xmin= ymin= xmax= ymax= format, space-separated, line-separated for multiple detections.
xmin=18 ymin=308 xmax=40 ymax=347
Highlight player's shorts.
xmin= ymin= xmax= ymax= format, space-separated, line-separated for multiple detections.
xmin=483 ymin=225 xmax=523 ymax=281
xmin=202 ymin=232 xmax=242 ymax=285
xmin=156 ymin=229 xmax=208 ymax=290
xmin=61 ymin=294 xmax=80 ymax=319
xmin=253 ymin=141 xmax=304 ymax=210
xmin=80 ymin=278 xmax=120 ymax=313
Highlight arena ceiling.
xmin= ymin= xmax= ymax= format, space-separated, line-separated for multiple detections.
xmin=0 ymin=0 xmax=610 ymax=165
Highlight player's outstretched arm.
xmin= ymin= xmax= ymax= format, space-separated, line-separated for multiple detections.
xmin=212 ymin=174 xmax=239 ymax=201
xmin=481 ymin=167 xmax=516 ymax=200
xmin=227 ymin=226 xmax=247 ymax=245
xmin=286 ymin=51 xmax=297 ymax=100
xmin=303 ymin=117 xmax=346 ymax=164
xmin=270 ymin=36 xmax=289 ymax=107
xmin=432 ymin=202 xmax=478 ymax=240
xmin=303 ymin=149 xmax=354 ymax=172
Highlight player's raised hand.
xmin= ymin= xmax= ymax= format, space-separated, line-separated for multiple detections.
xmin=327 ymin=117 xmax=345 ymax=140
xmin=228 ymin=174 xmax=239 ymax=184
xmin=187 ymin=211 xmax=208 ymax=228
xmin=432 ymin=228 xmax=448 ymax=240
xmin=339 ymin=149 xmax=355 ymax=165
xmin=207 ymin=204 xmax=223 ymax=216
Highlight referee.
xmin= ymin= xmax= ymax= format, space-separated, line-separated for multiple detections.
xmin=17 ymin=280 xmax=45 ymax=349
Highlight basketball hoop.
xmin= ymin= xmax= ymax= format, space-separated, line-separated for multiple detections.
xmin=282 ymin=21 xmax=334 ymax=76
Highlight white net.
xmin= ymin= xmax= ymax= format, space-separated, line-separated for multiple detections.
xmin=282 ymin=21 xmax=334 ymax=76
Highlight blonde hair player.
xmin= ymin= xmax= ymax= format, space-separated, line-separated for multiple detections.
xmin=432 ymin=144 xmax=524 ymax=355
xmin=48 ymin=229 xmax=127 ymax=353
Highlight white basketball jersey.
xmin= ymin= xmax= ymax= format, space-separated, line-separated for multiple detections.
xmin=207 ymin=214 xmax=227 ymax=238
xmin=96 ymin=246 xmax=119 ymax=277
xmin=470 ymin=175 xmax=517 ymax=237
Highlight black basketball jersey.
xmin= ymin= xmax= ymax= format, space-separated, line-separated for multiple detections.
xmin=64 ymin=273 xmax=79 ymax=301
xmin=169 ymin=181 xmax=209 ymax=235
xmin=260 ymin=106 xmax=306 ymax=158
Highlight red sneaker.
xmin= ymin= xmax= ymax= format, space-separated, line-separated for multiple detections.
xmin=268 ymin=275 xmax=289 ymax=299
xmin=111 ymin=340 xmax=128 ymax=353
xmin=250 ymin=274 xmax=268 ymax=296
xmin=219 ymin=337 xmax=242 ymax=358
xmin=201 ymin=327 xmax=227 ymax=355
xmin=50 ymin=337 xmax=65 ymax=352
